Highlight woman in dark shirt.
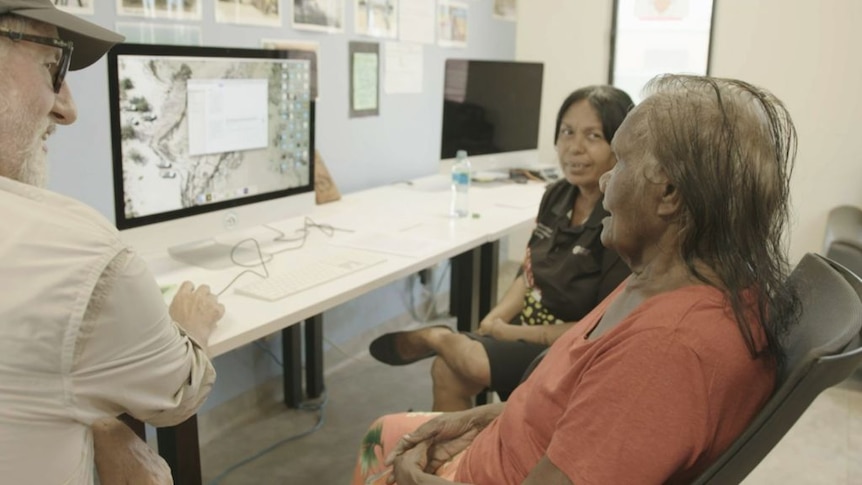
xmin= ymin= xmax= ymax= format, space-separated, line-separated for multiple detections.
xmin=369 ymin=86 xmax=634 ymax=411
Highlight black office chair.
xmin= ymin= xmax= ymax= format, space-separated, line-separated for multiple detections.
xmin=823 ymin=205 xmax=862 ymax=278
xmin=693 ymin=253 xmax=862 ymax=484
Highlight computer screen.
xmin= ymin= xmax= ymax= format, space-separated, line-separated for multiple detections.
xmin=440 ymin=59 xmax=543 ymax=169
xmin=107 ymin=43 xmax=316 ymax=268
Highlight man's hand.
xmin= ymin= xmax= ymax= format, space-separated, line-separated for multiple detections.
xmin=168 ymin=281 xmax=224 ymax=350
xmin=92 ymin=417 xmax=173 ymax=484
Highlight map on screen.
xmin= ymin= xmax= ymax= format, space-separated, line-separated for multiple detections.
xmin=114 ymin=54 xmax=312 ymax=221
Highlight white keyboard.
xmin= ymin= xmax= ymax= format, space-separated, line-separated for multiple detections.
xmin=235 ymin=250 xmax=388 ymax=302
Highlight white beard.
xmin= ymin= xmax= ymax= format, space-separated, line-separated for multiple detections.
xmin=0 ymin=95 xmax=50 ymax=188
xmin=14 ymin=151 xmax=49 ymax=188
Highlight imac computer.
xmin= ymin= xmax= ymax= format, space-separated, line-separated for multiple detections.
xmin=107 ymin=43 xmax=316 ymax=269
xmin=440 ymin=59 xmax=544 ymax=172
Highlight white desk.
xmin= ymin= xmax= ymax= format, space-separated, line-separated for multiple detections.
xmin=148 ymin=177 xmax=547 ymax=484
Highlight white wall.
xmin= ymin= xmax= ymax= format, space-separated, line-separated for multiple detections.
xmin=516 ymin=0 xmax=862 ymax=263
xmin=515 ymin=1 xmax=614 ymax=167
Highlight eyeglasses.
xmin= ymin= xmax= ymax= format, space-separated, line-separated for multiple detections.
xmin=0 ymin=29 xmax=74 ymax=93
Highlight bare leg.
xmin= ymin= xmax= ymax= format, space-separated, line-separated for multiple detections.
xmin=416 ymin=331 xmax=490 ymax=412
xmin=374 ymin=327 xmax=493 ymax=411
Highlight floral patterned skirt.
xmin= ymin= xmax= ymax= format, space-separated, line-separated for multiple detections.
xmin=351 ymin=412 xmax=464 ymax=485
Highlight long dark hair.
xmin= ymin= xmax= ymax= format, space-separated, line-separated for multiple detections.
xmin=639 ymin=74 xmax=800 ymax=366
xmin=554 ymin=85 xmax=634 ymax=144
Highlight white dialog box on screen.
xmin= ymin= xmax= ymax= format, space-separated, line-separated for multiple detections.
xmin=187 ymin=78 xmax=269 ymax=156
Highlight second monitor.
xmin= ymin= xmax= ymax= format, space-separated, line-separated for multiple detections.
xmin=441 ymin=59 xmax=544 ymax=170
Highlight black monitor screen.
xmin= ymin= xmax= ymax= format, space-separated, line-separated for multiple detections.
xmin=107 ymin=43 xmax=315 ymax=230
xmin=441 ymin=59 xmax=543 ymax=159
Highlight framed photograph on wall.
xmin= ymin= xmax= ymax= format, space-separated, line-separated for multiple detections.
xmin=216 ymin=0 xmax=282 ymax=27
xmin=437 ymin=0 xmax=468 ymax=48
xmin=349 ymin=41 xmax=379 ymax=118
xmin=293 ymin=0 xmax=345 ymax=33
xmin=52 ymin=0 xmax=95 ymax=16
xmin=355 ymin=0 xmax=398 ymax=39
xmin=115 ymin=22 xmax=201 ymax=45
xmin=116 ymin=0 xmax=202 ymax=21
xmin=493 ymin=0 xmax=516 ymax=21
xmin=609 ymin=0 xmax=715 ymax=103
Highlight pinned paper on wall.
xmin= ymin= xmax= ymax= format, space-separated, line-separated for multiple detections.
xmin=349 ymin=41 xmax=380 ymax=117
xmin=398 ymin=0 xmax=435 ymax=44
xmin=384 ymin=42 xmax=423 ymax=94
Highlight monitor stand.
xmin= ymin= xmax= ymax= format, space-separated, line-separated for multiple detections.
xmin=167 ymin=238 xmax=274 ymax=270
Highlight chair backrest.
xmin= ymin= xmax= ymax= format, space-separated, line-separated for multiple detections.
xmin=823 ymin=205 xmax=862 ymax=277
xmin=693 ymin=253 xmax=862 ymax=485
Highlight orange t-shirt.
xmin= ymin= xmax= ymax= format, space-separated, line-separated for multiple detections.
xmin=455 ymin=282 xmax=775 ymax=484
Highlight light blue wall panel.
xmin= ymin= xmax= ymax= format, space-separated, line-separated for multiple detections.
xmin=45 ymin=0 xmax=515 ymax=409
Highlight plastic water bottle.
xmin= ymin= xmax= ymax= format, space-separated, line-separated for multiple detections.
xmin=450 ymin=150 xmax=471 ymax=218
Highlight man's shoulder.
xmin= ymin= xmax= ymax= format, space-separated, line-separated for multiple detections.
xmin=0 ymin=178 xmax=123 ymax=250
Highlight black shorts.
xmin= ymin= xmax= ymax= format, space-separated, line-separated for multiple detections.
xmin=466 ymin=333 xmax=547 ymax=401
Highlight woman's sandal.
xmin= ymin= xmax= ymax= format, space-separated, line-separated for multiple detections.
xmin=368 ymin=325 xmax=454 ymax=366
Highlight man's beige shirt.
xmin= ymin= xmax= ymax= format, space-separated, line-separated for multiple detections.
xmin=0 ymin=177 xmax=216 ymax=484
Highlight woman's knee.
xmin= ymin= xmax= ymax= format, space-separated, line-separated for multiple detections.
xmin=432 ymin=351 xmax=490 ymax=387
xmin=431 ymin=356 xmax=455 ymax=385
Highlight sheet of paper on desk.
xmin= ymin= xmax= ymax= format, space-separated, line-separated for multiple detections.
xmin=490 ymin=185 xmax=544 ymax=209
xmin=328 ymin=232 xmax=447 ymax=258
xmin=495 ymin=200 xmax=538 ymax=209
xmin=318 ymin=213 xmax=419 ymax=233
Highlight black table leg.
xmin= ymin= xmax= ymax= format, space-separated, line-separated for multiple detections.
xmin=282 ymin=324 xmax=302 ymax=408
xmin=157 ymin=415 xmax=202 ymax=485
xmin=120 ymin=414 xmax=146 ymax=440
xmin=304 ymin=314 xmax=324 ymax=399
xmin=450 ymin=248 xmax=481 ymax=333
xmin=479 ymin=241 xmax=500 ymax=319
xmin=476 ymin=241 xmax=501 ymax=406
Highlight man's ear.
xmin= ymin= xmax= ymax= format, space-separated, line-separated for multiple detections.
xmin=657 ymin=181 xmax=682 ymax=217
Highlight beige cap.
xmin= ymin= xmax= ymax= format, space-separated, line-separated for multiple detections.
xmin=0 ymin=0 xmax=124 ymax=70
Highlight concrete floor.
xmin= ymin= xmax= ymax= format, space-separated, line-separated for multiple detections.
xmin=200 ymin=341 xmax=435 ymax=484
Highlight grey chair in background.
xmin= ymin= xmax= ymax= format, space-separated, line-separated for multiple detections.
xmin=823 ymin=205 xmax=862 ymax=277
xmin=693 ymin=253 xmax=862 ymax=484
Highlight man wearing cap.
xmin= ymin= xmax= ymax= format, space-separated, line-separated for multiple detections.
xmin=0 ymin=1 xmax=225 ymax=483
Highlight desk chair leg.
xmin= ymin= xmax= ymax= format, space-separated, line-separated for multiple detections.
xmin=156 ymin=415 xmax=201 ymax=485
xmin=305 ymin=314 xmax=324 ymax=399
xmin=282 ymin=325 xmax=302 ymax=408
xmin=450 ymin=248 xmax=481 ymax=333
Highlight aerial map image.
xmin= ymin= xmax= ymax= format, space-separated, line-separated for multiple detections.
xmin=116 ymin=54 xmax=312 ymax=220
